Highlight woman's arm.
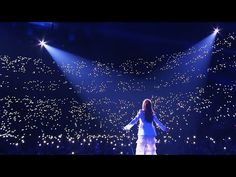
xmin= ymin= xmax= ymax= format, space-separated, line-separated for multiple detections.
xmin=123 ymin=110 xmax=141 ymax=130
xmin=153 ymin=114 xmax=167 ymax=131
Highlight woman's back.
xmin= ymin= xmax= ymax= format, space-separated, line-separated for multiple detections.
xmin=137 ymin=110 xmax=157 ymax=136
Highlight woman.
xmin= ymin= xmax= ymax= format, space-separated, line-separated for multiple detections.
xmin=124 ymin=99 xmax=168 ymax=155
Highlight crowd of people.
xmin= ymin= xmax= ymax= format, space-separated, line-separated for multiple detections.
xmin=0 ymin=32 xmax=235 ymax=154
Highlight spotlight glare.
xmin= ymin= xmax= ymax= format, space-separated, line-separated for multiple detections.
xmin=39 ymin=39 xmax=47 ymax=48
xmin=213 ymin=27 xmax=220 ymax=35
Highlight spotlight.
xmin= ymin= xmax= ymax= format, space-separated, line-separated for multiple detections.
xmin=213 ymin=27 xmax=220 ymax=35
xmin=39 ymin=39 xmax=47 ymax=48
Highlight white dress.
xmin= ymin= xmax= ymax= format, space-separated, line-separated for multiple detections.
xmin=124 ymin=109 xmax=167 ymax=155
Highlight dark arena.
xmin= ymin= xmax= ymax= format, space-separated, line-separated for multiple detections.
xmin=0 ymin=22 xmax=236 ymax=155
